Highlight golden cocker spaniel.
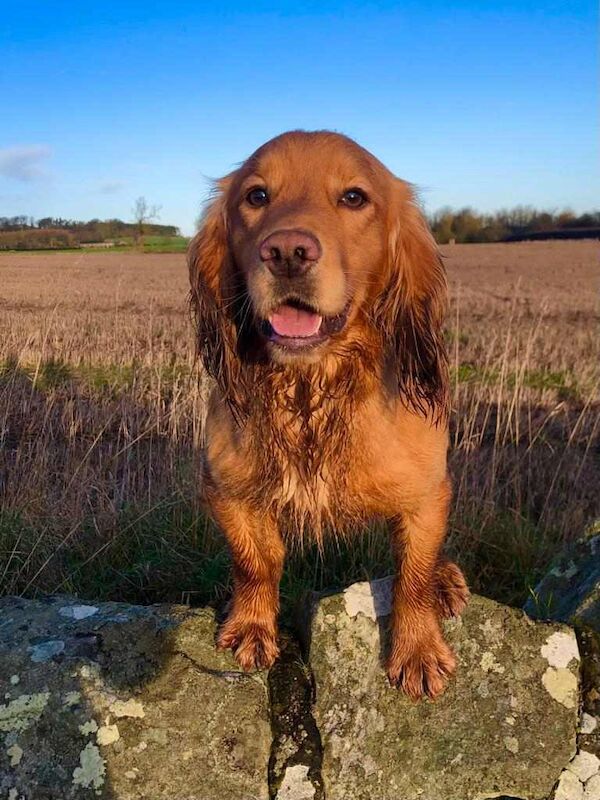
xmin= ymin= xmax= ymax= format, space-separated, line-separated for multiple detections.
xmin=189 ymin=130 xmax=469 ymax=699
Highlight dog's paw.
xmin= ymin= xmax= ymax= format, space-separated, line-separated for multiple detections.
xmin=217 ymin=616 xmax=279 ymax=671
xmin=387 ymin=618 xmax=456 ymax=700
xmin=435 ymin=558 xmax=470 ymax=619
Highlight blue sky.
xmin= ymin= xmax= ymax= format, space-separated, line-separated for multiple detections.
xmin=1 ymin=1 xmax=597 ymax=235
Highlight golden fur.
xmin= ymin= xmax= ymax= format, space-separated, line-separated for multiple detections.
xmin=189 ymin=130 xmax=469 ymax=699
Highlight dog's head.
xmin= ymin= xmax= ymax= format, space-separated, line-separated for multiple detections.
xmin=189 ymin=130 xmax=447 ymax=415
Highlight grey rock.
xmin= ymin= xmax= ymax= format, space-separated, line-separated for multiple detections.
xmin=575 ymin=628 xmax=600 ymax=765
xmin=0 ymin=595 xmax=270 ymax=800
xmin=524 ymin=522 xmax=600 ymax=632
xmin=309 ymin=577 xmax=580 ymax=800
xmin=524 ymin=521 xmax=600 ymax=773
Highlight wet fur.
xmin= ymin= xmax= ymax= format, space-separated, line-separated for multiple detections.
xmin=189 ymin=130 xmax=469 ymax=699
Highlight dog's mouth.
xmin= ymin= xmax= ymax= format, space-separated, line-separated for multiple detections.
xmin=260 ymin=298 xmax=349 ymax=350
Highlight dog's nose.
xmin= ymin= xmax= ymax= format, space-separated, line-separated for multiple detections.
xmin=259 ymin=229 xmax=322 ymax=278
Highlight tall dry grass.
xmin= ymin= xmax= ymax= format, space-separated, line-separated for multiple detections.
xmin=0 ymin=242 xmax=598 ymax=610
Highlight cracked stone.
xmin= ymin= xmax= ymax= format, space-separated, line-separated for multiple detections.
xmin=0 ymin=582 xmax=588 ymax=800
xmin=276 ymin=764 xmax=316 ymax=799
xmin=309 ymin=580 xmax=580 ymax=800
xmin=0 ymin=595 xmax=271 ymax=799
xmin=585 ymin=773 xmax=600 ymax=800
xmin=582 ymin=714 xmax=598 ymax=734
xmin=555 ymin=768 xmax=584 ymax=800
xmin=567 ymin=751 xmax=600 ymax=782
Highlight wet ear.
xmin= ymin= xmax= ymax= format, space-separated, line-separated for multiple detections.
xmin=374 ymin=179 xmax=448 ymax=418
xmin=188 ymin=175 xmax=242 ymax=409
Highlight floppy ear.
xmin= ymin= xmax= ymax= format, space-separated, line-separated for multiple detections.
xmin=188 ymin=176 xmax=245 ymax=417
xmin=374 ymin=179 xmax=449 ymax=419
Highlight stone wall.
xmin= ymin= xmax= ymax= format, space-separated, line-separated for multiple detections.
xmin=0 ymin=564 xmax=597 ymax=799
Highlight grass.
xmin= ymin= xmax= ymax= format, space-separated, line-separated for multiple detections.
xmin=1 ymin=235 xmax=191 ymax=255
xmin=0 ymin=359 xmax=192 ymax=393
xmin=140 ymin=235 xmax=189 ymax=253
xmin=1 ymin=358 xmax=582 ymax=399
xmin=0 ymin=242 xmax=598 ymax=614
xmin=77 ymin=236 xmax=189 ymax=253
xmin=449 ymin=363 xmax=583 ymax=400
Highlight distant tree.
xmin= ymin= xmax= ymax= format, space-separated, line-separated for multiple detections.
xmin=427 ymin=205 xmax=600 ymax=244
xmin=429 ymin=207 xmax=455 ymax=243
xmin=131 ymin=197 xmax=161 ymax=245
xmin=557 ymin=209 xmax=575 ymax=228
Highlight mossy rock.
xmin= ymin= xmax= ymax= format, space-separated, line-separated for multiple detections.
xmin=309 ymin=578 xmax=580 ymax=800
xmin=524 ymin=522 xmax=600 ymax=633
xmin=0 ymin=595 xmax=270 ymax=799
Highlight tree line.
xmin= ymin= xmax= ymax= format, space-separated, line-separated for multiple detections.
xmin=0 ymin=216 xmax=178 ymax=236
xmin=0 ymin=214 xmax=179 ymax=251
xmin=428 ymin=206 xmax=600 ymax=244
xmin=1 ymin=205 xmax=598 ymax=250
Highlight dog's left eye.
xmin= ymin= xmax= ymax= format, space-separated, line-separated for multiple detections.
xmin=246 ymin=187 xmax=270 ymax=207
xmin=339 ymin=188 xmax=368 ymax=208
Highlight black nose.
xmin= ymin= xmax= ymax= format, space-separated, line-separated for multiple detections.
xmin=259 ymin=229 xmax=322 ymax=278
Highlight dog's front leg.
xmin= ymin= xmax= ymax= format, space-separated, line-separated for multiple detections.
xmin=210 ymin=494 xmax=285 ymax=670
xmin=387 ymin=477 xmax=458 ymax=700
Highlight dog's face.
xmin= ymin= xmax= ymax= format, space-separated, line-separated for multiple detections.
xmin=190 ymin=130 xmax=448 ymax=414
xmin=224 ymin=133 xmax=389 ymax=361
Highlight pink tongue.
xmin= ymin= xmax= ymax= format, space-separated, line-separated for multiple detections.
xmin=270 ymin=305 xmax=322 ymax=338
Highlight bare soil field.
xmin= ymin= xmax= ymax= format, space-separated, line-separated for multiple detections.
xmin=0 ymin=241 xmax=598 ymax=612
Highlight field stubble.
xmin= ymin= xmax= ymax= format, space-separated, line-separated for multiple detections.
xmin=0 ymin=241 xmax=598 ymax=613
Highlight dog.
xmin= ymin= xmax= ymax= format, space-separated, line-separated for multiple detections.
xmin=189 ymin=130 xmax=469 ymax=699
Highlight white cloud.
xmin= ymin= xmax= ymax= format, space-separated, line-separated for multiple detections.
xmin=0 ymin=145 xmax=52 ymax=182
xmin=97 ymin=180 xmax=125 ymax=194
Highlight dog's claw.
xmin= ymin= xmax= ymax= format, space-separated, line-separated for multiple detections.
xmin=387 ymin=619 xmax=457 ymax=700
xmin=217 ymin=617 xmax=279 ymax=671
xmin=435 ymin=559 xmax=470 ymax=619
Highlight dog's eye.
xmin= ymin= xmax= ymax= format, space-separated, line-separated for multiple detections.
xmin=246 ymin=187 xmax=270 ymax=207
xmin=340 ymin=188 xmax=368 ymax=208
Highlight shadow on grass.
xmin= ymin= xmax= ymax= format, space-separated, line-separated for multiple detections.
xmin=1 ymin=357 xmax=599 ymax=619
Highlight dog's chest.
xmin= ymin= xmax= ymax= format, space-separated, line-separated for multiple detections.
xmin=259 ymin=397 xmax=352 ymax=529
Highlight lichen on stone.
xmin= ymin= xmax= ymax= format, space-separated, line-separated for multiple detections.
xmin=145 ymin=727 xmax=168 ymax=745
xmin=276 ymin=764 xmax=316 ymax=799
xmin=0 ymin=692 xmax=50 ymax=732
xmin=109 ymin=698 xmax=145 ymax=718
xmin=480 ymin=651 xmax=505 ymax=674
xmin=342 ymin=583 xmax=378 ymax=621
xmin=342 ymin=579 xmax=392 ymax=621
xmin=96 ymin=723 xmax=120 ymax=746
xmin=541 ymin=630 xmax=580 ymax=669
xmin=312 ymin=588 xmax=580 ymax=800
xmin=542 ymin=666 xmax=578 ymax=708
xmin=72 ymin=742 xmax=106 ymax=790
xmin=6 ymin=743 xmax=23 ymax=766
xmin=79 ymin=719 xmax=99 ymax=736
xmin=63 ymin=691 xmax=81 ymax=707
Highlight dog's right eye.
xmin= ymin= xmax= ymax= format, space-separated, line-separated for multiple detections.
xmin=340 ymin=188 xmax=368 ymax=208
xmin=246 ymin=187 xmax=270 ymax=207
